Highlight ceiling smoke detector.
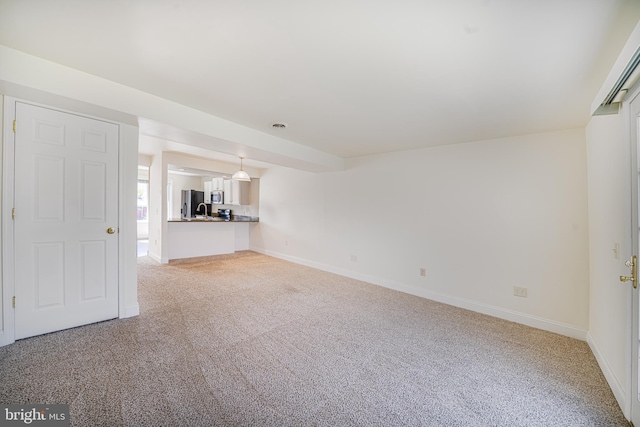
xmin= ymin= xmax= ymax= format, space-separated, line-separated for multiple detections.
xmin=272 ymin=123 xmax=287 ymax=129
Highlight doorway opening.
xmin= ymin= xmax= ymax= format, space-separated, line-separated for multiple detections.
xmin=137 ymin=166 xmax=149 ymax=257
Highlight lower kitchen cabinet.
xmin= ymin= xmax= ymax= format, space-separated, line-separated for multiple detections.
xmin=167 ymin=221 xmax=251 ymax=260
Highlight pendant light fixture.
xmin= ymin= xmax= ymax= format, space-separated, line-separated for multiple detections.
xmin=232 ymin=157 xmax=251 ymax=182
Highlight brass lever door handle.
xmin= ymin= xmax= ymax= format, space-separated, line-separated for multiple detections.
xmin=620 ymin=255 xmax=638 ymax=289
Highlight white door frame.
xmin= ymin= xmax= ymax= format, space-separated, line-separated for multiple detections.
xmin=0 ymin=95 xmax=15 ymax=347
xmin=0 ymin=96 xmax=129 ymax=346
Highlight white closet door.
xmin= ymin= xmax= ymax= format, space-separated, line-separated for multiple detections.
xmin=14 ymin=102 xmax=119 ymax=339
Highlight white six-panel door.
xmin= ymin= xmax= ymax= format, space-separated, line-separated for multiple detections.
xmin=13 ymin=102 xmax=119 ymax=339
xmin=628 ymin=86 xmax=640 ymax=426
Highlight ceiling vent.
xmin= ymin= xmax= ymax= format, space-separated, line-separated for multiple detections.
xmin=594 ymin=46 xmax=640 ymax=115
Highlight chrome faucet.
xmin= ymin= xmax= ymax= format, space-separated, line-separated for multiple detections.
xmin=196 ymin=203 xmax=208 ymax=217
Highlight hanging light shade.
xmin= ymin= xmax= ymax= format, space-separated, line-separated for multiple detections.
xmin=232 ymin=157 xmax=251 ymax=182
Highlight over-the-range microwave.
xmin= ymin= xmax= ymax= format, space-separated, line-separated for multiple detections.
xmin=211 ymin=190 xmax=224 ymax=204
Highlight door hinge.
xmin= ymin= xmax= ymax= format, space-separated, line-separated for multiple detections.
xmin=11 ymin=208 xmax=15 ymax=220
xmin=12 ymin=120 xmax=16 ymax=133
xmin=12 ymin=296 xmax=15 ymax=308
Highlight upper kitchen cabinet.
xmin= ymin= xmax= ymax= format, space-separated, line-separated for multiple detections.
xmin=212 ymin=177 xmax=225 ymax=191
xmin=223 ymin=179 xmax=250 ymax=205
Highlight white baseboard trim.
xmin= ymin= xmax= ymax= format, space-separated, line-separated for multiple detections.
xmin=587 ymin=332 xmax=628 ymax=419
xmin=0 ymin=329 xmax=14 ymax=347
xmin=121 ymin=303 xmax=140 ymax=318
xmin=252 ymin=247 xmax=588 ymax=341
xmin=148 ymin=252 xmax=167 ymax=264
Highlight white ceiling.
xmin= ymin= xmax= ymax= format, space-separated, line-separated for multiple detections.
xmin=1 ymin=0 xmax=639 ymax=163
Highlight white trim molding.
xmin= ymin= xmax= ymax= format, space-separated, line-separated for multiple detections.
xmin=587 ymin=331 xmax=628 ymax=418
xmin=1 ymin=96 xmax=16 ymax=347
xmin=123 ymin=303 xmax=140 ymax=318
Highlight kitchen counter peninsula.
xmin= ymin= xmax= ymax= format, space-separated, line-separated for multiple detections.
xmin=167 ymin=216 xmax=257 ymax=260
xmin=168 ymin=215 xmax=259 ymax=223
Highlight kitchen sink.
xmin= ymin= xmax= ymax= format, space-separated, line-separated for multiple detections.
xmin=187 ymin=216 xmax=225 ymax=221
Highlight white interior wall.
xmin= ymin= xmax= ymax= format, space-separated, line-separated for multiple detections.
xmin=585 ymin=112 xmax=632 ymax=413
xmin=119 ymin=124 xmax=140 ymax=318
xmin=138 ymin=154 xmax=152 ymax=168
xmin=236 ymin=223 xmax=251 ymax=251
xmin=148 ymin=154 xmax=164 ymax=263
xmin=252 ymin=128 xmax=590 ymax=338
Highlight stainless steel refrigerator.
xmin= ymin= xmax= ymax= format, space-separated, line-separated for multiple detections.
xmin=181 ymin=190 xmax=204 ymax=219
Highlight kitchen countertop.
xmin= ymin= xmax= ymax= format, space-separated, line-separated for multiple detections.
xmin=168 ymin=215 xmax=259 ymax=223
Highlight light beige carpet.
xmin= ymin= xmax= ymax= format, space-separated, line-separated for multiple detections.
xmin=0 ymin=251 xmax=628 ymax=426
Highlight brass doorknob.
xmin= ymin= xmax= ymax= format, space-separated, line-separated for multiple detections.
xmin=620 ymin=255 xmax=638 ymax=289
xmin=107 ymin=227 xmax=116 ymax=234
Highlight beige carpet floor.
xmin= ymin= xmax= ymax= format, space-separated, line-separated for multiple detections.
xmin=0 ymin=251 xmax=628 ymax=426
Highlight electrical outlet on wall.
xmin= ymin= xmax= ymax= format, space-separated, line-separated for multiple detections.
xmin=513 ymin=286 xmax=528 ymax=298
xmin=419 ymin=268 xmax=426 ymax=277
